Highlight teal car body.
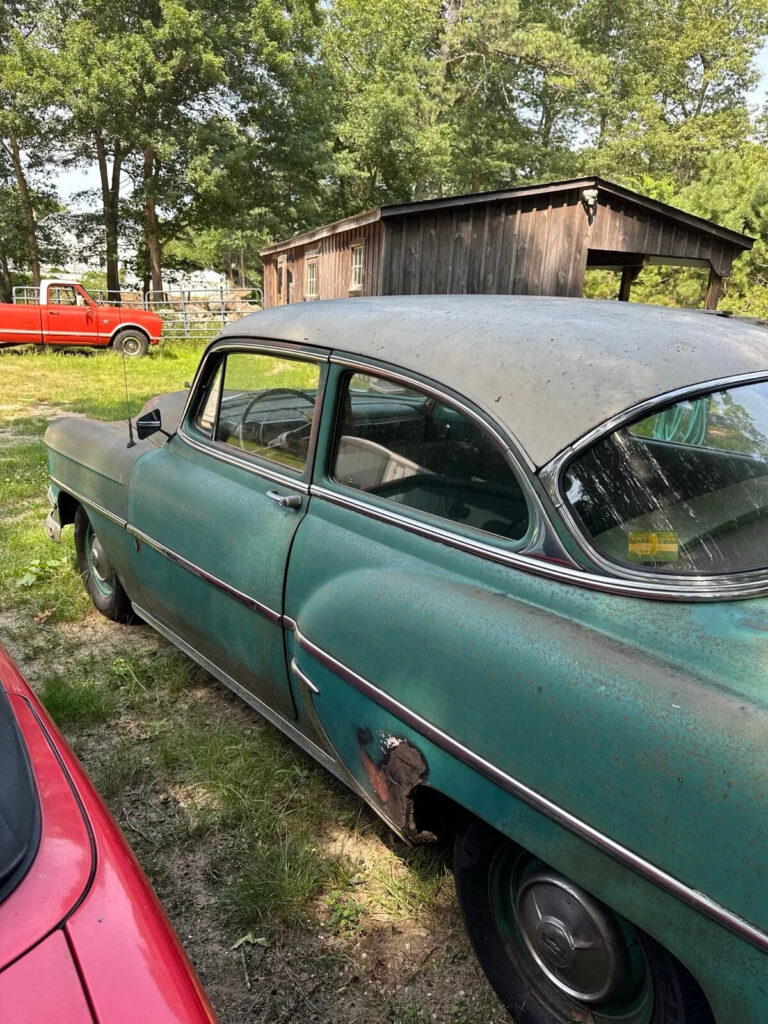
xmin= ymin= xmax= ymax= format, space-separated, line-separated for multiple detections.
xmin=44 ymin=296 xmax=768 ymax=1023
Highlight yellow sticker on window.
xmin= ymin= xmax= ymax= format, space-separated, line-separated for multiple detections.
xmin=627 ymin=531 xmax=679 ymax=563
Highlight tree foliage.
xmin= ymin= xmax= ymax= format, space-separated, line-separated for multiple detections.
xmin=0 ymin=0 xmax=767 ymax=309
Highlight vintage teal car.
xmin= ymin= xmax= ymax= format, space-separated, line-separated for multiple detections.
xmin=44 ymin=296 xmax=768 ymax=1024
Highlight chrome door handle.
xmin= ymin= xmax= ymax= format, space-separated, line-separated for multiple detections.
xmin=267 ymin=490 xmax=302 ymax=510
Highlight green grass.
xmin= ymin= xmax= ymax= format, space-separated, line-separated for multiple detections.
xmin=158 ymin=716 xmax=353 ymax=928
xmin=0 ymin=340 xmax=204 ymax=424
xmin=39 ymin=672 xmax=116 ymax=726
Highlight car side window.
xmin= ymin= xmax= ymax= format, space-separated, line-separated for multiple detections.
xmin=49 ymin=286 xmax=79 ymax=306
xmin=331 ymin=372 xmax=529 ymax=541
xmin=194 ymin=351 xmax=320 ymax=473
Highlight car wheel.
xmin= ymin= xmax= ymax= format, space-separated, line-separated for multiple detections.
xmin=454 ymin=818 xmax=713 ymax=1024
xmin=74 ymin=506 xmax=137 ymax=623
xmin=112 ymin=328 xmax=149 ymax=357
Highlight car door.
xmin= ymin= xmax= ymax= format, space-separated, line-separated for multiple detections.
xmin=42 ymin=285 xmax=98 ymax=345
xmin=283 ymin=358 xmax=556 ymax=826
xmin=127 ymin=340 xmax=327 ymax=721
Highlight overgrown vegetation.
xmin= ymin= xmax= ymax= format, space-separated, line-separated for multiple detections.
xmin=0 ymin=345 xmax=507 ymax=1022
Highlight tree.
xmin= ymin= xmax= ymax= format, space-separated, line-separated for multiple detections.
xmin=575 ymin=0 xmax=768 ymax=187
xmin=0 ymin=2 xmax=56 ymax=288
xmin=321 ymin=0 xmax=609 ymax=212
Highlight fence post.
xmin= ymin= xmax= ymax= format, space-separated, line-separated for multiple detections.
xmin=181 ymin=290 xmax=189 ymax=337
xmin=220 ymin=285 xmax=226 ymax=329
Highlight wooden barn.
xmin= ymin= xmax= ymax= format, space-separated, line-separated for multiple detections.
xmin=260 ymin=176 xmax=753 ymax=310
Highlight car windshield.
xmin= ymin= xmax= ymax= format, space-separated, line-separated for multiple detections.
xmin=563 ymin=380 xmax=768 ymax=575
xmin=0 ymin=688 xmax=39 ymax=905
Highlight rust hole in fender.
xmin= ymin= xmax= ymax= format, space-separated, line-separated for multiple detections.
xmin=357 ymin=728 xmax=435 ymax=842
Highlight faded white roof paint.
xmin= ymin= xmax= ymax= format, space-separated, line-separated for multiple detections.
xmin=219 ymin=295 xmax=768 ymax=468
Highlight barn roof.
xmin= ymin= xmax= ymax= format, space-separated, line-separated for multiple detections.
xmin=219 ymin=294 xmax=768 ymax=468
xmin=259 ymin=176 xmax=754 ymax=256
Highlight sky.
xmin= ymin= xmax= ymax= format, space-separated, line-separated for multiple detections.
xmin=55 ymin=41 xmax=768 ymax=205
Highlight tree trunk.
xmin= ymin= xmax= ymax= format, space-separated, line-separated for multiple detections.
xmin=9 ymin=136 xmax=40 ymax=289
xmin=0 ymin=239 xmax=13 ymax=303
xmin=143 ymin=148 xmax=163 ymax=298
xmin=95 ymin=130 xmax=123 ymax=299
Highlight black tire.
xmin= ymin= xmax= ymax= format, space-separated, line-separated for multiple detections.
xmin=74 ymin=506 xmax=137 ymax=623
xmin=454 ymin=818 xmax=713 ymax=1024
xmin=111 ymin=328 xmax=149 ymax=357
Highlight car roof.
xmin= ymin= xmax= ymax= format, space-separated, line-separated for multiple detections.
xmin=219 ymin=295 xmax=768 ymax=468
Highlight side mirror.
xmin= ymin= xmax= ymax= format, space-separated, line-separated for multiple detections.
xmin=136 ymin=408 xmax=163 ymax=439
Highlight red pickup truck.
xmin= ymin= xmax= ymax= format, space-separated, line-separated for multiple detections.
xmin=0 ymin=281 xmax=162 ymax=356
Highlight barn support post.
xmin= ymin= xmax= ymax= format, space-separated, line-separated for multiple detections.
xmin=705 ymin=267 xmax=725 ymax=309
xmin=618 ymin=265 xmax=643 ymax=302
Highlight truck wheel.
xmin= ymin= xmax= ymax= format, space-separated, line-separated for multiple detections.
xmin=454 ymin=818 xmax=713 ymax=1024
xmin=112 ymin=328 xmax=149 ymax=357
xmin=74 ymin=506 xmax=137 ymax=623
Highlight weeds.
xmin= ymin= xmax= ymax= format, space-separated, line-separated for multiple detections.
xmin=40 ymin=672 xmax=116 ymax=726
xmin=16 ymin=556 xmax=66 ymax=587
xmin=325 ymin=888 xmax=364 ymax=933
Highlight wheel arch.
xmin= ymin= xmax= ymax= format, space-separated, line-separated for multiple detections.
xmin=56 ymin=488 xmax=81 ymax=526
xmin=109 ymin=323 xmax=151 ymax=346
xmin=406 ymin=783 xmax=717 ymax=1019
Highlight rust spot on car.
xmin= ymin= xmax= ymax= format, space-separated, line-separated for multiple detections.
xmin=357 ymin=732 xmax=432 ymax=840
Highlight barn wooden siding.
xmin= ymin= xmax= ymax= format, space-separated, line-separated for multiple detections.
xmin=381 ymin=189 xmax=587 ymax=297
xmin=586 ymin=192 xmax=743 ymax=278
xmin=262 ymin=221 xmax=384 ymax=306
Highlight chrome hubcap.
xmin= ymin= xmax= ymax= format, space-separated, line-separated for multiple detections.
xmin=88 ymin=534 xmax=110 ymax=583
xmin=123 ymin=336 xmax=140 ymax=354
xmin=515 ymin=869 xmax=630 ymax=1004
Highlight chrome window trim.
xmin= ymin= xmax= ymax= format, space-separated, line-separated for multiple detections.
xmin=177 ymin=338 xmax=329 ymax=491
xmin=177 ymin=429 xmax=311 ymax=493
xmin=293 ymin=626 xmax=768 ymax=955
xmin=330 ymin=354 xmax=535 ymax=471
xmin=309 ymin=485 xmax=768 ymax=600
xmin=326 ymin=355 xmax=550 ymax=557
xmin=541 ymin=371 xmax=768 ymax=598
xmin=178 ymin=336 xmax=330 ymax=430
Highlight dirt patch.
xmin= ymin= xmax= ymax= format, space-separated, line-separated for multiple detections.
xmin=0 ymin=610 xmax=164 ymax=691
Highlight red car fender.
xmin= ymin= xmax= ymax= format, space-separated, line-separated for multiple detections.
xmin=0 ymin=647 xmax=216 ymax=1023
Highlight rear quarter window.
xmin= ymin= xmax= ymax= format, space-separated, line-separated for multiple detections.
xmin=564 ymin=381 xmax=768 ymax=574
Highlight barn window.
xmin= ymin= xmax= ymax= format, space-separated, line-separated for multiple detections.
xmin=350 ymin=245 xmax=364 ymax=294
xmin=306 ymin=260 xmax=318 ymax=299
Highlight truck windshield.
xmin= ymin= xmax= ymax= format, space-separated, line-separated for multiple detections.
xmin=563 ymin=380 xmax=768 ymax=575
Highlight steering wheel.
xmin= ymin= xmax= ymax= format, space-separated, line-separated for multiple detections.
xmin=237 ymin=388 xmax=315 ymax=449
